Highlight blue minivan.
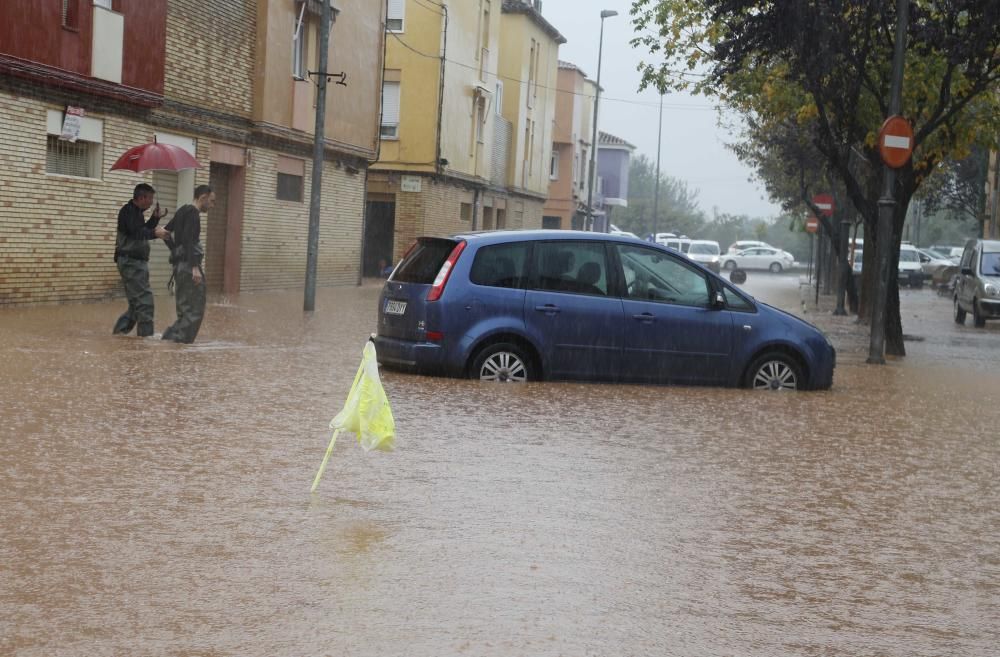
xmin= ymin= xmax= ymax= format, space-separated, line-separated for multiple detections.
xmin=375 ymin=231 xmax=835 ymax=390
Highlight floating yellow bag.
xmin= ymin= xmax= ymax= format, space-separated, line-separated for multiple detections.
xmin=311 ymin=341 xmax=396 ymax=492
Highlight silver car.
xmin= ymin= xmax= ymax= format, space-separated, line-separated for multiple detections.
xmin=954 ymin=239 xmax=1000 ymax=327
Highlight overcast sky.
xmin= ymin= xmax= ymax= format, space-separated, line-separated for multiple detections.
xmin=540 ymin=0 xmax=782 ymax=219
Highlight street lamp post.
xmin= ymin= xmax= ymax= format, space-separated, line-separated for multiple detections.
xmin=586 ymin=9 xmax=617 ymax=231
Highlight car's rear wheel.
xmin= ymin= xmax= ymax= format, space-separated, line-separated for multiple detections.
xmin=973 ymin=298 xmax=986 ymax=328
xmin=471 ymin=343 xmax=534 ymax=382
xmin=769 ymin=262 xmax=783 ymax=273
xmin=724 ymin=260 xmax=737 ymax=271
xmin=954 ymin=296 xmax=966 ymax=324
xmin=745 ymin=353 xmax=803 ymax=391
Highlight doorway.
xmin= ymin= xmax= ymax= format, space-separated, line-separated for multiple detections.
xmin=363 ymin=200 xmax=395 ymax=277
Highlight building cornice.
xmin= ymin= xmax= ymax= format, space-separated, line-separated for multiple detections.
xmin=501 ymin=1 xmax=567 ymax=44
xmin=0 ymin=55 xmax=163 ymax=108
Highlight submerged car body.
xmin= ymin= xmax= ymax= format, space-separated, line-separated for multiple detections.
xmin=375 ymin=231 xmax=835 ymax=390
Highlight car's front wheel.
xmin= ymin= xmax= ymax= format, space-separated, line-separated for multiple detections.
xmin=769 ymin=262 xmax=783 ymax=273
xmin=973 ymin=298 xmax=986 ymax=328
xmin=954 ymin=296 xmax=966 ymax=324
xmin=745 ymin=353 xmax=803 ymax=391
xmin=471 ymin=343 xmax=534 ymax=382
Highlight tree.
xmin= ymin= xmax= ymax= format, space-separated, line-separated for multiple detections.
xmin=917 ymin=146 xmax=991 ymax=230
xmin=615 ymin=154 xmax=706 ymax=237
xmin=631 ymin=0 xmax=1000 ymax=356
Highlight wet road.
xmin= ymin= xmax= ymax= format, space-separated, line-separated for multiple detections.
xmin=1 ymin=278 xmax=998 ymax=656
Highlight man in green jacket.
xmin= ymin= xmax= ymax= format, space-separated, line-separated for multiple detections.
xmin=162 ymin=185 xmax=215 ymax=344
xmin=112 ymin=183 xmax=168 ymax=337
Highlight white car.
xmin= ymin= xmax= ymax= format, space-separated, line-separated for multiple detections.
xmin=853 ymin=244 xmax=926 ymax=287
xmin=721 ymin=247 xmax=795 ymax=273
xmin=917 ymin=248 xmax=954 ymax=279
xmin=727 ymin=240 xmax=773 ymax=254
xmin=686 ymin=240 xmax=722 ymax=272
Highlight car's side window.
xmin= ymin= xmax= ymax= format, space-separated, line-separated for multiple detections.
xmin=722 ymin=286 xmax=754 ymax=311
xmin=615 ymin=244 xmax=710 ymax=307
xmin=531 ymin=241 xmax=609 ymax=297
xmin=960 ymin=246 xmax=973 ymax=269
xmin=469 ymin=242 xmax=529 ymax=289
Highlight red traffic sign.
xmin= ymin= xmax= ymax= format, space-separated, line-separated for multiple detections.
xmin=812 ymin=194 xmax=834 ymax=217
xmin=805 ymin=215 xmax=820 ymax=234
xmin=878 ymin=115 xmax=914 ymax=168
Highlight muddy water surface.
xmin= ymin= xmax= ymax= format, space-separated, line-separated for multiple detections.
xmin=1 ymin=279 xmax=997 ymax=656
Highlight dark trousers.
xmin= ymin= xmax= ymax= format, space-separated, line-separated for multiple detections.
xmin=163 ymin=265 xmax=205 ymax=343
xmin=113 ymin=257 xmax=154 ymax=336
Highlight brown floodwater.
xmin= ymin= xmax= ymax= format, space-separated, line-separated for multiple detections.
xmin=1 ymin=277 xmax=998 ymax=656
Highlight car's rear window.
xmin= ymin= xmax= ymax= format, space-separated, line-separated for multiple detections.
xmin=470 ymin=242 xmax=529 ymax=289
xmin=390 ymin=238 xmax=458 ymax=284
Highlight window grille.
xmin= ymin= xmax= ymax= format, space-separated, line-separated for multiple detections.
xmin=46 ymin=136 xmax=95 ymax=178
xmin=277 ymin=173 xmax=304 ymax=202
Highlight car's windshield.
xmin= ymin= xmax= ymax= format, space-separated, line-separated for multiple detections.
xmin=688 ymin=243 xmax=720 ymax=255
xmin=899 ymin=249 xmax=920 ymax=262
xmin=981 ymin=252 xmax=1000 ymax=276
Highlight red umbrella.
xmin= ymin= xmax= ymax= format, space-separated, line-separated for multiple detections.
xmin=110 ymin=142 xmax=201 ymax=173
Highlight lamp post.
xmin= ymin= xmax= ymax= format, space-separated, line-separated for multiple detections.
xmin=652 ymin=91 xmax=663 ymax=240
xmin=586 ymin=9 xmax=617 ymax=231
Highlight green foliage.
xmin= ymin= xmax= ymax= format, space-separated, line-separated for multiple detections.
xmin=615 ymin=154 xmax=706 ymax=237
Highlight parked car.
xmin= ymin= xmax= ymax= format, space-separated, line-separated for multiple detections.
xmin=374 ymin=231 xmax=835 ymax=390
xmin=898 ymin=244 xmax=925 ymax=287
xmin=720 ymin=247 xmax=795 ymax=273
xmin=953 ymin=239 xmax=1000 ymax=327
xmin=917 ymin=248 xmax=954 ymax=279
xmin=686 ymin=240 xmax=722 ymax=273
xmin=726 ymin=240 xmax=773 ymax=254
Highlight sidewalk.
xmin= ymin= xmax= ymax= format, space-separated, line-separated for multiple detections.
xmin=795 ymin=276 xmax=871 ymax=361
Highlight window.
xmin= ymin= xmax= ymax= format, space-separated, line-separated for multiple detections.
xmin=723 ymin=286 xmax=754 ymax=311
xmin=616 ymin=244 xmax=710 ymax=307
xmin=292 ymin=14 xmax=307 ymax=79
xmin=495 ymin=81 xmax=504 ymax=115
xmin=475 ymin=97 xmax=486 ymax=144
xmin=93 ymin=0 xmax=112 ymax=9
xmin=46 ymin=136 xmax=100 ymax=178
xmin=531 ymin=241 xmax=609 ymax=297
xmin=386 ymin=0 xmax=405 ymax=32
xmin=549 ymin=147 xmax=559 ymax=180
xmin=542 ymin=216 xmax=561 ymax=229
xmin=578 ymin=149 xmax=587 ymax=189
xmin=45 ymin=110 xmax=103 ymax=179
xmin=460 ymin=202 xmax=473 ymax=222
xmin=470 ymin=242 xmax=528 ymax=289
xmin=381 ymin=81 xmax=400 ymax=139
xmin=277 ymin=172 xmax=304 ymax=202
xmin=526 ymin=40 xmax=536 ymax=108
xmin=391 ymin=239 xmax=457 ymax=284
xmin=62 ymin=0 xmax=79 ymax=28
xmin=981 ymin=251 xmax=1000 ymax=276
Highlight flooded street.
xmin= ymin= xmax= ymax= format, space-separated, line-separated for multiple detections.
xmin=2 ymin=279 xmax=998 ymax=657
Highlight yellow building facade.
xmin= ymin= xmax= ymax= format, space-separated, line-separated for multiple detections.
xmin=365 ymin=0 xmax=564 ymax=273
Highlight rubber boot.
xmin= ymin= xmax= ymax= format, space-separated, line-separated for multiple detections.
xmin=161 ymin=326 xmax=177 ymax=341
xmin=112 ymin=314 xmax=136 ymax=335
xmin=137 ymin=321 xmax=155 ymax=337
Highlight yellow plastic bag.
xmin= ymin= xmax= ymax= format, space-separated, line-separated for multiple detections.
xmin=311 ymin=341 xmax=395 ymax=492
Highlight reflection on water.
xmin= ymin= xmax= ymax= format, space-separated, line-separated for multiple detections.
xmin=1 ymin=281 xmax=998 ymax=657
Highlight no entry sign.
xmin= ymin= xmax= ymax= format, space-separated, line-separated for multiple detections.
xmin=812 ymin=194 xmax=834 ymax=217
xmin=878 ymin=115 xmax=914 ymax=168
xmin=806 ymin=215 xmax=820 ymax=234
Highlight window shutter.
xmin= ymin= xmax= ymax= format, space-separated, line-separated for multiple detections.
xmin=387 ymin=0 xmax=404 ymax=20
xmin=381 ymin=81 xmax=400 ymax=127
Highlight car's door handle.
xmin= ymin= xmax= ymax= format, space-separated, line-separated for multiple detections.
xmin=632 ymin=313 xmax=656 ymax=323
xmin=534 ymin=304 xmax=561 ymax=314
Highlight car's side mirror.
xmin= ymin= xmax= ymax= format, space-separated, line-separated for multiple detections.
xmin=711 ymin=290 xmax=726 ymax=309
xmin=961 ymin=267 xmax=973 ymax=276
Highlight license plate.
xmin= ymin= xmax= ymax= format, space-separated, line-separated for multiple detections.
xmin=384 ymin=300 xmax=407 ymax=315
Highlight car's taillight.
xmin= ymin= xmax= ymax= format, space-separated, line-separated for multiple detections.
xmin=426 ymin=241 xmax=466 ymax=302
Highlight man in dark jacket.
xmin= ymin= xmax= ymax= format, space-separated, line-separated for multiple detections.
xmin=112 ymin=183 xmax=168 ymax=337
xmin=162 ymin=185 xmax=214 ymax=343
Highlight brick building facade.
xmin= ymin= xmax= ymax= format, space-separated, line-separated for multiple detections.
xmin=0 ymin=0 xmax=385 ymax=305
